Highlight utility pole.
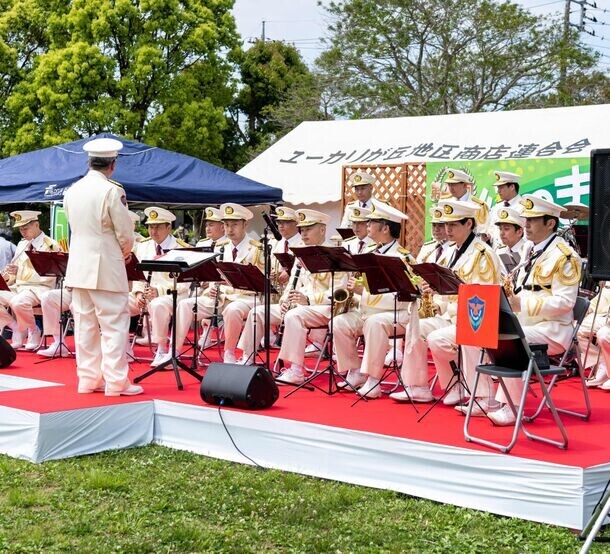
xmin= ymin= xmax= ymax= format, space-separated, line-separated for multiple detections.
xmin=261 ymin=20 xmax=266 ymax=42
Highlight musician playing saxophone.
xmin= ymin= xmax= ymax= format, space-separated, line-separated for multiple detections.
xmin=334 ymin=203 xmax=414 ymax=399
xmin=272 ymin=209 xmax=348 ymax=385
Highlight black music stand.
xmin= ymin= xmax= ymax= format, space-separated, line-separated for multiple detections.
xmin=26 ymin=251 xmax=74 ymax=362
xmin=216 ymin=261 xmax=277 ymax=366
xmin=274 ymin=252 xmax=295 ymax=274
xmin=349 ymin=253 xmax=420 ymax=405
xmin=134 ymin=254 xmax=214 ymax=389
xmin=410 ymin=263 xmax=476 ymax=422
xmin=285 ymin=245 xmax=359 ymax=397
xmin=336 ymin=228 xmax=355 ymax=241
xmin=177 ymin=256 xmax=222 ymax=369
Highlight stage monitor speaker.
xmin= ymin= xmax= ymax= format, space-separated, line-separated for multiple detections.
xmin=200 ymin=363 xmax=279 ymax=410
xmin=0 ymin=336 xmax=16 ymax=368
xmin=589 ymin=149 xmax=610 ymax=279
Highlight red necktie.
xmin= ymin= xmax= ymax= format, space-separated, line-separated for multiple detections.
xmin=434 ymin=243 xmax=443 ymax=262
xmin=232 ymin=247 xmax=238 ymax=261
xmin=284 ymin=240 xmax=289 ymax=253
xmin=156 ymin=244 xmax=162 ymax=256
xmin=27 ymin=243 xmax=34 ymax=252
xmin=358 ymin=240 xmax=365 ymax=253
xmin=504 ymin=201 xmax=511 ymax=207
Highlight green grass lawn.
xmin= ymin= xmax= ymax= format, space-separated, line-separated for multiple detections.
xmin=0 ymin=444 xmax=605 ymax=553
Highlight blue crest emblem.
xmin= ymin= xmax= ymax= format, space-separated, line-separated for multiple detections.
xmin=467 ymin=295 xmax=485 ymax=332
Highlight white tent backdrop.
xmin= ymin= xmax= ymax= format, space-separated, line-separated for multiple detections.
xmin=239 ymin=104 xmax=610 ymax=230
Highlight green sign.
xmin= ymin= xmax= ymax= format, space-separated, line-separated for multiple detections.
xmin=425 ymin=157 xmax=589 ymax=238
xmin=51 ymin=203 xmax=69 ymax=251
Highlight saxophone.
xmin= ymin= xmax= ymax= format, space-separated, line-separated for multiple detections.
xmin=332 ymin=287 xmax=354 ymax=316
xmin=502 ymin=272 xmax=514 ymax=297
xmin=418 ymin=290 xmax=437 ymax=318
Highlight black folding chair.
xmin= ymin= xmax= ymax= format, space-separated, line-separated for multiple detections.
xmin=525 ymin=295 xmax=591 ymax=422
xmin=464 ymin=308 xmax=568 ymax=454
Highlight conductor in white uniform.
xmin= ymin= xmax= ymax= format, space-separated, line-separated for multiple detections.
xmin=64 ymin=138 xmax=142 ymax=396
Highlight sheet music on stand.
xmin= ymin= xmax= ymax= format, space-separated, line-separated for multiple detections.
xmin=26 ymin=251 xmax=69 ymax=279
xmin=215 ymin=262 xmax=277 ymax=295
xmin=290 ymin=245 xmax=359 ymax=274
xmin=411 ymin=262 xmax=464 ymax=295
xmin=351 ymin=253 xmax=419 ymax=302
xmin=141 ymin=250 xmax=217 ymax=272
xmin=273 ymin=252 xmax=295 ymax=273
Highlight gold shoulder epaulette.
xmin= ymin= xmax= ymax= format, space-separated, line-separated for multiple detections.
xmin=556 ymin=241 xmax=573 ymax=257
xmin=343 ymin=236 xmax=357 ymax=242
xmin=216 ymin=239 xmax=230 ymax=247
xmin=423 ymin=239 xmax=435 ymax=246
xmin=108 ymin=178 xmax=124 ymax=189
xmin=250 ymin=239 xmax=262 ymax=249
xmin=140 ymin=236 xmax=152 ymax=242
xmin=496 ymin=244 xmax=508 ymax=250
xmin=365 ymin=242 xmax=378 ymax=251
xmin=176 ymin=238 xmax=190 ymax=247
xmin=398 ymin=246 xmax=411 ymax=255
xmin=475 ymin=242 xmax=487 ymax=253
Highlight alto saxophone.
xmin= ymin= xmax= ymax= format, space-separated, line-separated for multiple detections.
xmin=502 ymin=271 xmax=515 ymax=297
xmin=418 ymin=290 xmax=437 ymax=318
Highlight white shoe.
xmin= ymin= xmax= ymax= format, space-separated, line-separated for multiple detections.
xmin=586 ymin=363 xmax=609 ymax=388
xmin=443 ymin=384 xmax=468 ymax=406
xmin=223 ymin=350 xmax=237 ymax=364
xmin=198 ymin=333 xmax=214 ymax=349
xmin=10 ymin=329 xmax=24 ymax=349
xmin=304 ymin=343 xmax=323 ymax=357
xmin=135 ymin=333 xmax=152 ymax=346
xmin=105 ymin=384 xmax=144 ymax=397
xmin=600 ymin=379 xmax=610 ymax=391
xmin=488 ymin=405 xmax=517 ymax=426
xmin=454 ymin=399 xmax=500 ymax=417
xmin=278 ymin=367 xmax=305 ymax=385
xmin=357 ymin=378 xmax=382 ymax=399
xmin=24 ymin=327 xmax=42 ymax=350
xmin=390 ymin=386 xmax=434 ymax=403
xmin=37 ymin=342 xmax=69 ymax=358
xmin=338 ymin=370 xmax=367 ymax=390
xmin=238 ymin=355 xmax=254 ymax=366
xmin=384 ymin=349 xmax=404 ymax=367
xmin=150 ymin=350 xmax=171 ymax=368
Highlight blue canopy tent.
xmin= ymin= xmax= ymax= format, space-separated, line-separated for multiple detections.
xmin=0 ymin=133 xmax=283 ymax=206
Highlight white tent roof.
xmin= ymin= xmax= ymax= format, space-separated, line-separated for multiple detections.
xmin=238 ymin=104 xmax=610 ymax=205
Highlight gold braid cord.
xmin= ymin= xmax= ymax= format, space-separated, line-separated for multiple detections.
xmin=456 ymin=247 xmax=498 ymax=284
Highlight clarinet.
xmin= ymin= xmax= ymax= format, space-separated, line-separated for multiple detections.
xmin=211 ymin=245 xmax=225 ymax=325
xmin=135 ymin=271 xmax=153 ymax=337
xmin=274 ymin=263 xmax=302 ymax=348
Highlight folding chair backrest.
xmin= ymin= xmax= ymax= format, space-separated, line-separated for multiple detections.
xmin=573 ymin=296 xmax=590 ymax=327
xmin=485 ymin=310 xmax=532 ymax=371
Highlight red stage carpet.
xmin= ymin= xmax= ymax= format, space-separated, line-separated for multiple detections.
xmin=0 ymin=339 xmax=608 ymax=530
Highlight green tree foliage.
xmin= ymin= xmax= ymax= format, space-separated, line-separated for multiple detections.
xmin=319 ymin=0 xmax=603 ymax=117
xmin=234 ymin=39 xmax=312 ymax=151
xmin=1 ymin=0 xmax=239 ymax=165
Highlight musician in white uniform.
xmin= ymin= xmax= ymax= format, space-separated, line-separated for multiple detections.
xmin=488 ymin=195 xmax=581 ymax=425
xmin=132 ymin=207 xmax=190 ymax=367
xmin=334 ymin=202 xmax=413 ymax=398
xmin=489 ymin=171 xmax=523 ymax=245
xmin=162 ymin=203 xmax=263 ymax=365
xmin=64 ymin=138 xmax=139 ymax=396
xmin=494 ymin=207 xmax=526 ymax=275
xmin=339 ymin=171 xmax=381 ymax=227
xmin=425 ymin=200 xmax=502 ymax=410
xmin=0 ymin=211 xmax=61 ymax=350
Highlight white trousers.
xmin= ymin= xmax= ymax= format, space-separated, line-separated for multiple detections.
xmin=428 ymin=325 xmax=494 ymax=399
xmin=401 ymin=316 xmax=451 ymax=387
xmin=278 ymin=305 xmax=331 ymax=367
xmin=11 ymin=288 xmax=50 ymax=332
xmin=0 ymin=290 xmax=15 ymax=329
xmin=577 ymin=312 xmax=606 ymax=369
xmin=596 ymin=326 xmax=610 ymax=377
xmin=334 ymin=310 xmax=410 ymax=379
xmin=41 ymin=288 xmax=73 ymax=337
xmin=238 ymin=304 xmax=282 ymax=358
xmin=72 ymin=288 xmax=130 ymax=393
xmin=496 ymin=325 xmax=574 ymax=404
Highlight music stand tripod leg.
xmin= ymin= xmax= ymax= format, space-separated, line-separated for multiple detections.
xmin=34 ymin=277 xmax=74 ymax=365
